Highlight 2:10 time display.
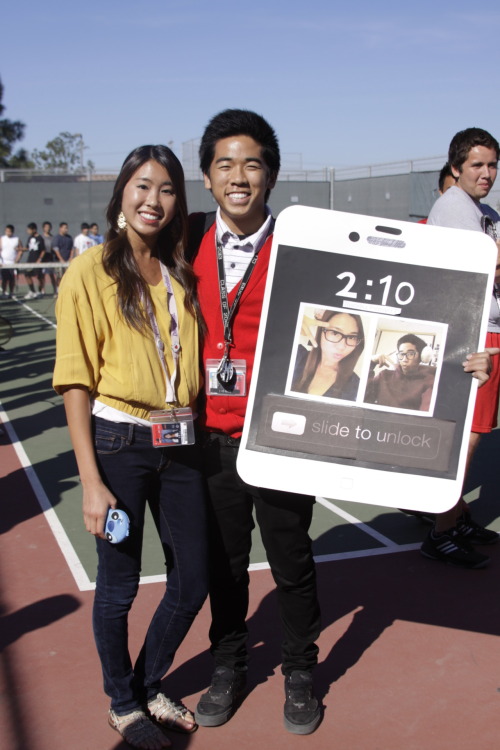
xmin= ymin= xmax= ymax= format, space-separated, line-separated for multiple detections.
xmin=336 ymin=272 xmax=415 ymax=306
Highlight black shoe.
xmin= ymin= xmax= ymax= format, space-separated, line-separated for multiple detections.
xmin=455 ymin=513 xmax=499 ymax=545
xmin=420 ymin=528 xmax=489 ymax=569
xmin=283 ymin=670 xmax=321 ymax=735
xmin=195 ymin=666 xmax=246 ymax=727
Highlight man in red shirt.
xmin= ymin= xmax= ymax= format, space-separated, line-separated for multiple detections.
xmin=190 ymin=110 xmax=322 ymax=736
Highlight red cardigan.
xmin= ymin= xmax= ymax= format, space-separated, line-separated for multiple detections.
xmin=193 ymin=222 xmax=273 ymax=437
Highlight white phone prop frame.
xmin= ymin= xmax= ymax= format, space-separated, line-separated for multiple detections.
xmin=237 ymin=206 xmax=496 ymax=513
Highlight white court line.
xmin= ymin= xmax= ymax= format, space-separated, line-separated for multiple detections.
xmin=316 ymin=496 xmax=400 ymax=548
xmin=0 ymin=403 xmax=94 ymax=591
xmin=137 ymin=540 xmax=423 ymax=587
xmin=314 ymin=543 xmax=421 ymax=563
xmin=1 ymin=302 xmax=95 ymax=590
xmin=12 ymin=297 xmax=57 ymax=329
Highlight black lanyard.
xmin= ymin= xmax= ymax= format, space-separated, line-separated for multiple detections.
xmin=215 ymin=239 xmax=261 ymax=386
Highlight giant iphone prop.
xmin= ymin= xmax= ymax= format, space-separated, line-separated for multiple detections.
xmin=237 ymin=206 xmax=496 ymax=513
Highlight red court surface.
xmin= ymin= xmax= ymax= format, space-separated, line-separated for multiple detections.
xmin=2 ymin=427 xmax=500 ymax=750
xmin=2 ymin=292 xmax=500 ymax=749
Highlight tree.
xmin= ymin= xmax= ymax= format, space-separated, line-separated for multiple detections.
xmin=0 ymin=78 xmax=33 ymax=168
xmin=32 ymin=131 xmax=94 ymax=173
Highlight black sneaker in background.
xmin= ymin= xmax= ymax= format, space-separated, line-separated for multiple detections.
xmin=420 ymin=528 xmax=489 ymax=569
xmin=455 ymin=513 xmax=499 ymax=545
xmin=284 ymin=670 xmax=321 ymax=735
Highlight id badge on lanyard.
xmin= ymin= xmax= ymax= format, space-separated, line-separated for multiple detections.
xmin=150 ymin=407 xmax=195 ymax=447
xmin=206 ymin=358 xmax=247 ymax=396
xmin=146 ymin=262 xmax=194 ymax=446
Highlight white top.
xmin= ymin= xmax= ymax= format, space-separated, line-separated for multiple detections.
xmin=73 ymin=234 xmax=96 ymax=256
xmin=0 ymin=235 xmax=20 ymax=264
xmin=215 ymin=207 xmax=272 ymax=292
xmin=427 ymin=185 xmax=500 ymax=233
xmin=92 ymin=399 xmax=151 ymax=426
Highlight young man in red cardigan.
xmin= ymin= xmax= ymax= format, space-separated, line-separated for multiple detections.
xmin=190 ymin=109 xmax=322 ymax=735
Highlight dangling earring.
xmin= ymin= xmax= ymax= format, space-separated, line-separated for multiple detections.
xmin=117 ymin=211 xmax=127 ymax=230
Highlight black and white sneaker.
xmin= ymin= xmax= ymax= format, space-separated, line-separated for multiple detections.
xmin=455 ymin=513 xmax=499 ymax=545
xmin=284 ymin=670 xmax=321 ymax=735
xmin=420 ymin=528 xmax=489 ymax=569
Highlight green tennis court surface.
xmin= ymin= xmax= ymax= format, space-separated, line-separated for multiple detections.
xmin=1 ymin=294 xmax=499 ymax=589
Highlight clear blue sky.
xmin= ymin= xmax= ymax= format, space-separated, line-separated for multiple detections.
xmin=2 ymin=0 xmax=500 ymax=172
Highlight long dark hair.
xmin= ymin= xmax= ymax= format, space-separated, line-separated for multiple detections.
xmin=294 ymin=310 xmax=365 ymax=397
xmin=103 ymin=144 xmax=196 ymax=331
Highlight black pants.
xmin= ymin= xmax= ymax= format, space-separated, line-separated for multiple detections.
xmin=201 ymin=432 xmax=321 ymax=676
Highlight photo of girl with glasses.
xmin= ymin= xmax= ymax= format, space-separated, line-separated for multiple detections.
xmin=291 ymin=309 xmax=365 ymax=401
xmin=364 ymin=333 xmax=436 ymax=411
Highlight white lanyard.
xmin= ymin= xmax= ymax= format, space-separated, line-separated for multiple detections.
xmin=144 ymin=262 xmax=181 ymax=405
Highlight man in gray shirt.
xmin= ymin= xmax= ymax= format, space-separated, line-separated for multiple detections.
xmin=421 ymin=127 xmax=500 ymax=568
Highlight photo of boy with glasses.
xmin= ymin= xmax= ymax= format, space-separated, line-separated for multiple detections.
xmin=364 ymin=332 xmax=436 ymax=412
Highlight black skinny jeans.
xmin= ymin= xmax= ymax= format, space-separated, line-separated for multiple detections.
xmin=201 ymin=432 xmax=321 ymax=676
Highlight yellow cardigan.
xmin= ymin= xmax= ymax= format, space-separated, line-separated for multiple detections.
xmin=53 ymin=245 xmax=200 ymax=420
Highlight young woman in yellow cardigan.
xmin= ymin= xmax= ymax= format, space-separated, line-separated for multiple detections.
xmin=54 ymin=145 xmax=207 ymax=749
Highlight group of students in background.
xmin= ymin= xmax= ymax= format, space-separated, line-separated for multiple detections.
xmin=0 ymin=220 xmax=104 ymax=299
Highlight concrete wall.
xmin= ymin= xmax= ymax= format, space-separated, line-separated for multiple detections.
xmin=0 ymin=173 xmax=438 ymax=240
xmin=331 ymin=171 xmax=441 ymax=222
xmin=0 ymin=180 xmax=113 ymax=238
xmin=332 ymin=173 xmax=410 ymax=221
